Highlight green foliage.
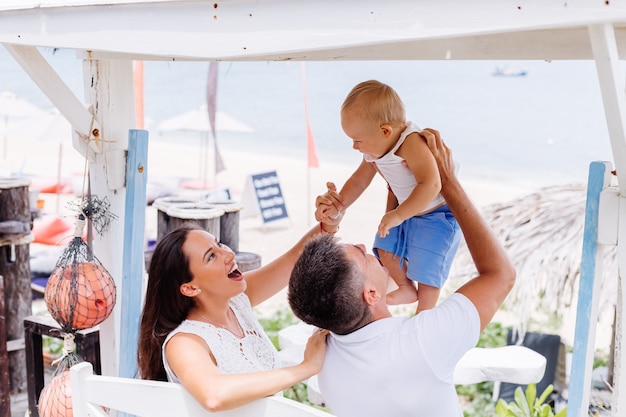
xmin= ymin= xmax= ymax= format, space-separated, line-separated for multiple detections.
xmin=593 ymin=350 xmax=609 ymax=369
xmin=42 ymin=335 xmax=63 ymax=356
xmin=495 ymin=384 xmax=566 ymax=417
xmin=258 ymin=308 xmax=298 ymax=349
xmin=477 ymin=322 xmax=509 ymax=348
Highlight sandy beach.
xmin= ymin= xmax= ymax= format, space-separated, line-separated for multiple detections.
xmin=5 ymin=135 xmax=612 ymax=351
xmin=5 ymin=136 xmax=532 ymax=303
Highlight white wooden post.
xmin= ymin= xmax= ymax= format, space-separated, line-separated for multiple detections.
xmin=588 ymin=23 xmax=626 ymax=416
xmin=82 ymin=58 xmax=135 ymax=376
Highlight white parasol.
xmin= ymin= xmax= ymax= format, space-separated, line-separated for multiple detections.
xmin=157 ymin=105 xmax=253 ymax=187
xmin=6 ymin=108 xmax=75 ymax=212
xmin=0 ymin=90 xmax=45 ymax=158
xmin=157 ymin=105 xmax=254 ymax=134
xmin=6 ymin=107 xmax=72 ymax=142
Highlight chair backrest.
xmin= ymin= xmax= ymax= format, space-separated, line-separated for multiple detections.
xmin=70 ymin=362 xmax=334 ymax=417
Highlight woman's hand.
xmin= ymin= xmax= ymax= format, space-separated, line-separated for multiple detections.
xmin=300 ymin=328 xmax=329 ymax=375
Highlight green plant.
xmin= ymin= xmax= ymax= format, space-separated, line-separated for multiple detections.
xmin=42 ymin=335 xmax=63 ymax=357
xmin=593 ymin=349 xmax=609 ymax=369
xmin=495 ymin=384 xmax=566 ymax=417
xmin=258 ymin=308 xmax=298 ymax=349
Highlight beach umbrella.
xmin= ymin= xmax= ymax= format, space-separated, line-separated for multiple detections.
xmin=6 ymin=107 xmax=72 ymax=142
xmin=449 ymin=183 xmax=618 ymax=334
xmin=157 ymin=105 xmax=253 ymax=188
xmin=0 ymin=90 xmax=45 ymax=158
xmin=6 ymin=108 xmax=75 ymax=211
xmin=157 ymin=105 xmax=254 ymax=134
xmin=0 ymin=90 xmax=44 ymax=118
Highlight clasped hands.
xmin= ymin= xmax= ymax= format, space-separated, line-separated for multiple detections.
xmin=314 ymin=182 xmax=344 ymax=229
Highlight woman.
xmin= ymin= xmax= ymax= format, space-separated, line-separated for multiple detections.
xmin=138 ymin=218 xmax=340 ymax=412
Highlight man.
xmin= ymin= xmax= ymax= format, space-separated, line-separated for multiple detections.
xmin=288 ymin=128 xmax=515 ymax=416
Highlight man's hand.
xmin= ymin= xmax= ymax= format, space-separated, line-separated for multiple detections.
xmin=420 ymin=128 xmax=455 ymax=188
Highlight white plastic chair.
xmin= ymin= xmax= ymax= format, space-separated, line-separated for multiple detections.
xmin=70 ymin=362 xmax=334 ymax=417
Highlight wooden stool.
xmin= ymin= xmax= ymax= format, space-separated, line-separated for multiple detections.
xmin=24 ymin=313 xmax=101 ymax=417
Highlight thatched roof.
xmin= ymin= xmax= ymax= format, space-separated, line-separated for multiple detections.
xmin=448 ymin=183 xmax=618 ymax=332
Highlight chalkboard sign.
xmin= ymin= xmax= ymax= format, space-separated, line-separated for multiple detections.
xmin=242 ymin=170 xmax=289 ymax=223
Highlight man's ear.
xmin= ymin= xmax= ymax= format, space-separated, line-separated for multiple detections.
xmin=362 ymin=286 xmax=381 ymax=306
xmin=180 ymin=283 xmax=199 ymax=297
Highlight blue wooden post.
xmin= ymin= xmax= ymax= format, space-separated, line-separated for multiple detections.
xmin=119 ymin=130 xmax=148 ymax=379
xmin=567 ymin=161 xmax=612 ymax=417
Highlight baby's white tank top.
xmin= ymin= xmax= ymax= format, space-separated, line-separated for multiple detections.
xmin=364 ymin=121 xmax=445 ymax=210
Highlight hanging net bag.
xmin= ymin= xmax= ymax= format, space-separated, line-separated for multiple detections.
xmin=44 ymin=203 xmax=117 ymax=331
xmin=38 ymin=334 xmax=82 ymax=417
xmin=40 ymin=196 xmax=117 ymax=417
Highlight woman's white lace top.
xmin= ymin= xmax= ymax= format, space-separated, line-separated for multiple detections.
xmin=163 ymin=293 xmax=280 ymax=382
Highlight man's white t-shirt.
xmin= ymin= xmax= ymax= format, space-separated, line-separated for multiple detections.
xmin=318 ymin=293 xmax=480 ymax=417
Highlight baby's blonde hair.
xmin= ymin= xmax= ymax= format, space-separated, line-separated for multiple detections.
xmin=341 ymin=80 xmax=406 ymax=128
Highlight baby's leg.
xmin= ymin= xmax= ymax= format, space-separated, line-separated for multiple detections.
xmin=378 ymin=249 xmax=418 ymax=305
xmin=414 ymin=283 xmax=440 ymax=315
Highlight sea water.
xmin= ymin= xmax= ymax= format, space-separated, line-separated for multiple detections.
xmin=0 ymin=47 xmax=616 ymax=187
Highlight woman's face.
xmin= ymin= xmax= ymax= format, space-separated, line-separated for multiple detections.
xmin=182 ymin=229 xmax=245 ymax=297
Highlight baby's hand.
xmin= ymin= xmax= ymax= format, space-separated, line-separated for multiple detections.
xmin=315 ymin=182 xmax=344 ymax=221
xmin=314 ymin=200 xmax=337 ymax=222
xmin=378 ymin=210 xmax=402 ymax=238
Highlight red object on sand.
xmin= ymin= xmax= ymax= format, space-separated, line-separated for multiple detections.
xmin=30 ymin=178 xmax=74 ymax=194
xmin=33 ymin=215 xmax=84 ymax=246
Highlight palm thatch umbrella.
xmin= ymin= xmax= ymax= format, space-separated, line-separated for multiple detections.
xmin=448 ymin=183 xmax=618 ymax=337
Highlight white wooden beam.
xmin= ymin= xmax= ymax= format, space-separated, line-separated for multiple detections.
xmin=2 ymin=44 xmax=102 ymax=157
xmin=2 ymin=1 xmax=626 ymax=61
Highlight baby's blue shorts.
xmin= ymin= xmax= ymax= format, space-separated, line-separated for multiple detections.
xmin=373 ymin=204 xmax=461 ymax=289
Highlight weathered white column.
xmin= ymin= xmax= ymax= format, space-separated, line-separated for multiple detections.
xmin=588 ymin=23 xmax=626 ymax=417
xmin=82 ymin=58 xmax=135 ymax=376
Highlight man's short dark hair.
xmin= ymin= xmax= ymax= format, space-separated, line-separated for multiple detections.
xmin=288 ymin=234 xmax=370 ymax=334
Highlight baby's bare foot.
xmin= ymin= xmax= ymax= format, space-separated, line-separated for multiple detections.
xmin=386 ymin=285 xmax=418 ymax=305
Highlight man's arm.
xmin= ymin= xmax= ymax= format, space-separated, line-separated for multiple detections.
xmin=422 ymin=128 xmax=516 ymax=332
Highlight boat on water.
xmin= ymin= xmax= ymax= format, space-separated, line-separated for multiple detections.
xmin=492 ymin=67 xmax=528 ymax=77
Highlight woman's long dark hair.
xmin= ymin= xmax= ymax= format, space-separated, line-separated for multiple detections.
xmin=137 ymin=223 xmax=201 ymax=381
